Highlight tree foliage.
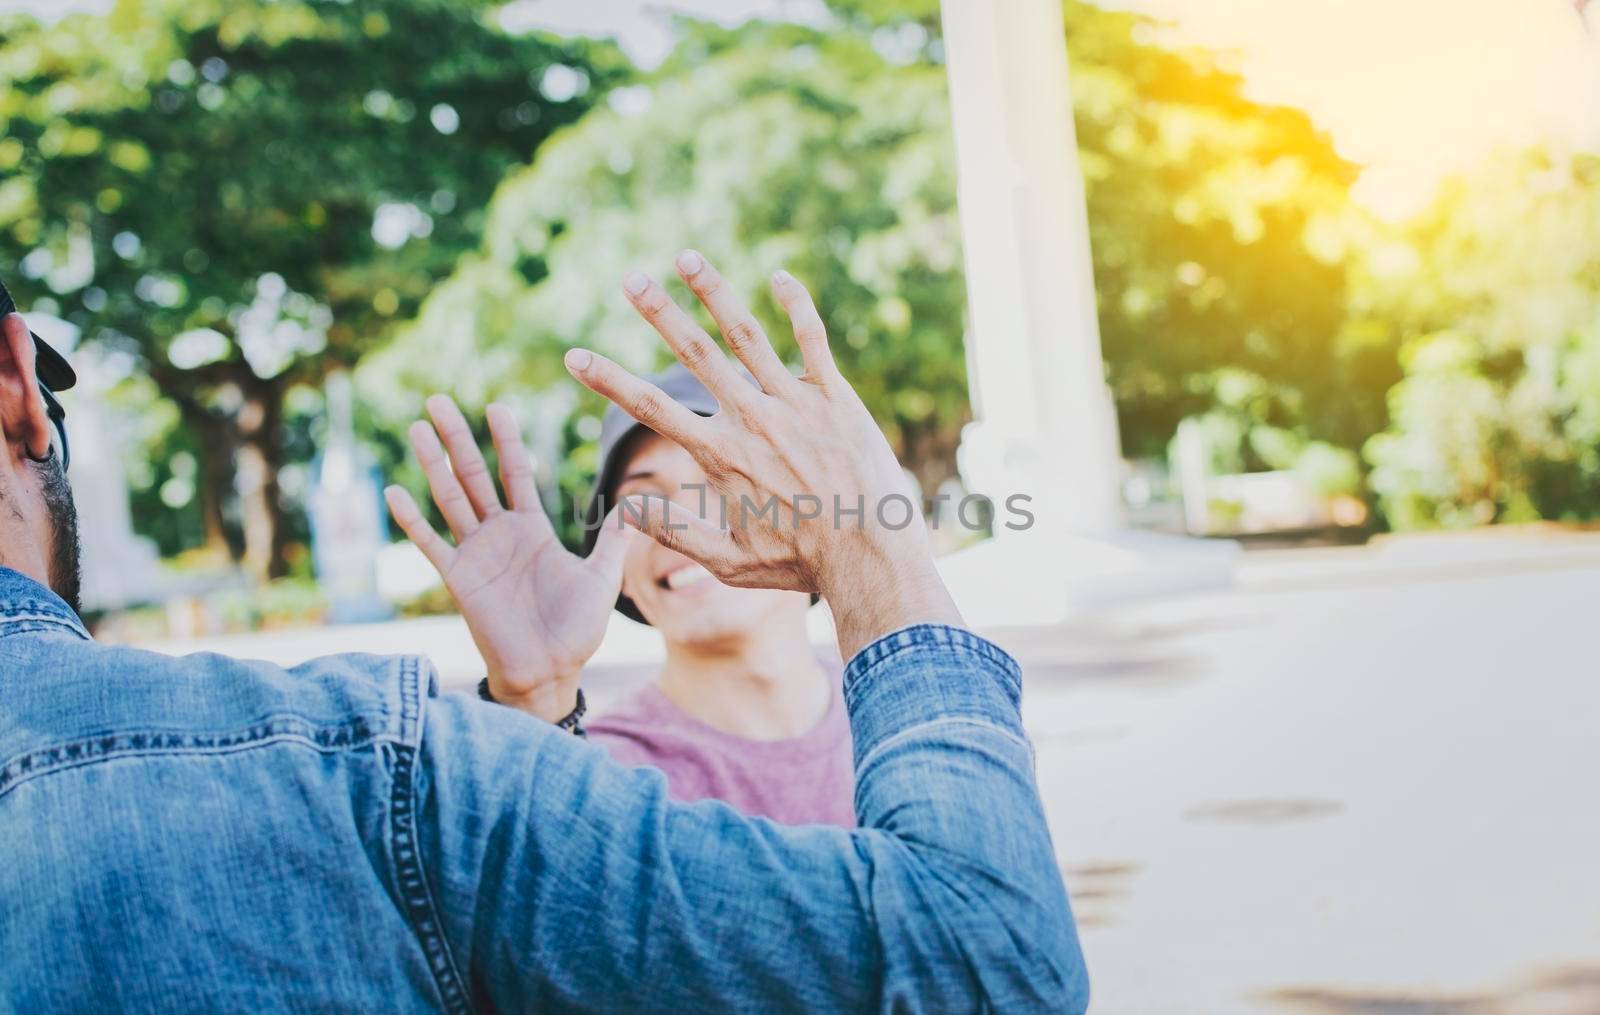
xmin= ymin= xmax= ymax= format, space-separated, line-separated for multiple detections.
xmin=362 ymin=17 xmax=968 ymax=542
xmin=373 ymin=0 xmax=1380 ymax=540
xmin=0 ymin=0 xmax=622 ymax=576
xmin=7 ymin=0 xmax=1591 ymax=578
xmin=1364 ymin=151 xmax=1600 ymax=527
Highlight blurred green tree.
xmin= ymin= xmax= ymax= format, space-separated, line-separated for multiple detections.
xmin=1363 ymin=150 xmax=1600 ymax=527
xmin=1062 ymin=6 xmax=1375 ymax=460
xmin=362 ymin=16 xmax=969 ymax=535
xmin=0 ymin=0 xmax=623 ymax=578
xmin=371 ymin=0 xmax=1376 ymax=544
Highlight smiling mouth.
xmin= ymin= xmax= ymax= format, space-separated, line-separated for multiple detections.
xmin=658 ymin=564 xmax=714 ymax=591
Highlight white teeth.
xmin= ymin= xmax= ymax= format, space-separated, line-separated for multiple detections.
xmin=664 ymin=565 xmax=712 ymax=591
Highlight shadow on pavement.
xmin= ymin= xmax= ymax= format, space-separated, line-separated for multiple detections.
xmin=1263 ymin=961 xmax=1600 ymax=1015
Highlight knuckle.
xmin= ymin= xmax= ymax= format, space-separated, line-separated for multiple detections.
xmin=630 ymin=390 xmax=665 ymax=425
xmin=678 ymin=338 xmax=715 ymax=368
xmin=724 ymin=319 xmax=761 ymax=351
xmin=653 ymin=521 xmax=683 ymax=553
xmin=639 ymin=288 xmax=672 ymax=316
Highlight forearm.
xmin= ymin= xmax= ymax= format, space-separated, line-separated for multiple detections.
xmin=426 ymin=627 xmax=1087 ymax=1012
xmin=818 ymin=542 xmax=964 ymax=662
xmin=842 ymin=624 xmax=1088 ymax=1010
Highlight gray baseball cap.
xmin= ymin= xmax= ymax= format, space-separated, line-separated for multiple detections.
xmin=579 ymin=362 xmax=732 ymax=624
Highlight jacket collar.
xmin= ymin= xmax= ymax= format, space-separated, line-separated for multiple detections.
xmin=0 ymin=567 xmax=90 ymax=641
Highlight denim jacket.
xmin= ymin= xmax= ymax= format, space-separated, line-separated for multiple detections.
xmin=0 ymin=567 xmax=1087 ymax=1012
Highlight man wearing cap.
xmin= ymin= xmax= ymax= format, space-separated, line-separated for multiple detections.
xmin=397 ymin=362 xmax=854 ymax=826
xmin=1 ymin=257 xmax=1088 ymax=1011
xmin=0 ymin=279 xmax=80 ymax=614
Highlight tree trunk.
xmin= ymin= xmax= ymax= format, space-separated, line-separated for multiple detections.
xmin=193 ymin=408 xmax=239 ymax=560
xmin=903 ymin=418 xmax=965 ymax=495
xmin=235 ymin=381 xmax=291 ymax=581
xmin=172 ymin=395 xmax=240 ymax=563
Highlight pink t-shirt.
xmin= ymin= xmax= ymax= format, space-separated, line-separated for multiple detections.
xmin=586 ymin=675 xmax=856 ymax=828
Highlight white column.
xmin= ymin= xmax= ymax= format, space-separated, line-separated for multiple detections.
xmin=940 ymin=0 xmax=1123 ymax=540
xmin=934 ymin=0 xmax=1235 ymax=634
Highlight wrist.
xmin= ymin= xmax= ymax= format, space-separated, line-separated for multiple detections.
xmin=818 ymin=540 xmax=963 ymax=661
xmin=487 ymin=667 xmax=581 ymax=724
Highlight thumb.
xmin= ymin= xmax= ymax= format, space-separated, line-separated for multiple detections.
xmin=585 ymin=501 xmax=637 ymax=590
xmin=619 ymin=494 xmax=742 ymax=578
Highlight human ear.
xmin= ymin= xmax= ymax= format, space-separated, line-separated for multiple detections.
xmin=0 ymin=314 xmax=53 ymax=461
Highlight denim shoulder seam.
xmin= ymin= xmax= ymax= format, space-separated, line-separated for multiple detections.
xmin=0 ymin=717 xmax=401 ymax=803
xmin=386 ymin=655 xmax=471 ymax=1014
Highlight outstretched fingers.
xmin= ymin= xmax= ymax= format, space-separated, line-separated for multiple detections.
xmin=384 ymin=484 xmax=455 ymax=575
xmin=564 ymin=349 xmax=707 ymax=451
xmin=674 ymin=250 xmax=792 ymax=394
xmin=770 ymin=270 xmax=839 ymax=385
xmin=485 ymin=402 xmax=544 ymax=521
xmin=619 ymin=270 xmax=756 ymax=409
xmin=408 ymin=418 xmax=480 ymax=542
xmin=425 ymin=394 xmax=502 ymax=520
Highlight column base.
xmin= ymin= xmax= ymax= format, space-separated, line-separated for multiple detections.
xmin=935 ymin=528 xmax=1240 ymax=633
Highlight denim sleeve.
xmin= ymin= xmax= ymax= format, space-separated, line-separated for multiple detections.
xmin=415 ymin=624 xmax=1088 ymax=1013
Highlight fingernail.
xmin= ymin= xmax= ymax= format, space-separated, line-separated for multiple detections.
xmin=676 ymin=249 xmax=703 ymax=275
xmin=565 ymin=348 xmax=592 ymax=372
xmin=771 ymin=268 xmax=793 ymax=287
xmin=623 ymin=271 xmax=649 ymax=295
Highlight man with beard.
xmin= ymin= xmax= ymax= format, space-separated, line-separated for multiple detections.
xmin=0 ymin=282 xmax=79 ymax=613
xmin=0 ymin=261 xmax=1087 ymax=1012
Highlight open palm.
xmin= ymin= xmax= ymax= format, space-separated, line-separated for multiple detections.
xmin=384 ymin=396 xmax=630 ymax=722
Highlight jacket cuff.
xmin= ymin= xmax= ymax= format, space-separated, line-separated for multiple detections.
xmin=841 ymin=624 xmax=1025 ymax=764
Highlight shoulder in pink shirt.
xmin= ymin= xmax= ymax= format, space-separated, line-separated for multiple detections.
xmin=586 ymin=674 xmax=855 ymax=828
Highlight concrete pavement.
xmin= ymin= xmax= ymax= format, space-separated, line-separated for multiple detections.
xmin=1021 ymin=539 xmax=1600 ymax=1012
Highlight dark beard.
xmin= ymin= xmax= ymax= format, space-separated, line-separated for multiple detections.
xmin=35 ymin=454 xmax=82 ymax=615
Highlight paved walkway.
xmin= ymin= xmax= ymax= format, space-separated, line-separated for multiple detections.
xmin=1029 ymin=537 xmax=1599 ymax=1013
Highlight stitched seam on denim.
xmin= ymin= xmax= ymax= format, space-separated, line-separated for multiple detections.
xmin=854 ymin=715 xmax=1032 ymax=777
xmin=844 ymin=625 xmax=1022 ymax=697
xmin=0 ymin=723 xmax=397 ymax=803
xmin=0 ymin=601 xmax=77 ymax=618
xmin=389 ymin=656 xmax=469 ymax=1014
xmin=845 ymin=649 xmax=1023 ymax=718
xmin=0 ymin=616 xmax=90 ymax=640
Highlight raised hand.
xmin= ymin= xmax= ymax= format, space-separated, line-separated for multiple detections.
xmin=563 ymin=250 xmax=962 ymax=661
xmin=384 ymin=396 xmax=630 ymax=722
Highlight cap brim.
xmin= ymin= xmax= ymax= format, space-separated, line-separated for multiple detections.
xmin=33 ymin=333 xmax=76 ymax=392
xmin=0 ymin=276 xmax=76 ymax=391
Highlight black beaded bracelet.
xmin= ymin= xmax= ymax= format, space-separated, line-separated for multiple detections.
xmin=476 ymin=679 xmax=587 ymax=738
